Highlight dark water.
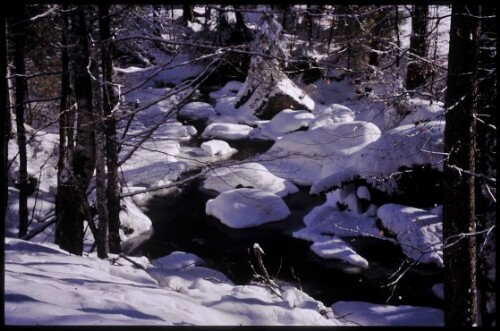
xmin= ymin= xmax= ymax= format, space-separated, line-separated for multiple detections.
xmin=136 ymin=172 xmax=443 ymax=309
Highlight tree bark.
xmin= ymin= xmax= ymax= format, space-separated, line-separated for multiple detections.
xmin=55 ymin=5 xmax=95 ymax=256
xmin=182 ymin=4 xmax=194 ymax=25
xmin=12 ymin=3 xmax=29 ymax=238
xmin=57 ymin=4 xmax=70 ymax=187
xmin=99 ymin=3 xmax=121 ymax=254
xmin=1 ymin=12 xmax=8 ymax=227
xmin=475 ymin=4 xmax=497 ymax=326
xmin=406 ymin=5 xmax=429 ymax=92
xmin=443 ymin=5 xmax=480 ymax=327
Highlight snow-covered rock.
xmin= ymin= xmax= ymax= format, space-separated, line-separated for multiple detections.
xmin=309 ymin=103 xmax=355 ymax=130
xmin=377 ymin=203 xmax=443 ymax=267
xmin=205 ymin=188 xmax=291 ymax=228
xmin=201 ymin=123 xmax=254 ymax=140
xmin=257 ymin=109 xmax=315 ymax=139
xmin=310 ymin=237 xmax=369 ymax=268
xmin=316 ymin=120 xmax=444 ymax=194
xmin=200 ymin=140 xmax=236 ymax=156
xmin=179 ymin=101 xmax=216 ymax=120
xmin=203 ymin=162 xmax=299 ymax=197
xmin=256 ymin=154 xmax=323 ymax=186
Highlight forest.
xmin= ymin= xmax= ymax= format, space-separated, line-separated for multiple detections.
xmin=2 ymin=3 xmax=496 ymax=326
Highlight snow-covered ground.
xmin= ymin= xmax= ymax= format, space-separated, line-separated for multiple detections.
xmin=4 ymin=5 xmax=453 ymax=326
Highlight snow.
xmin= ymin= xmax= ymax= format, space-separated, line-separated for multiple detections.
xmin=331 ymin=301 xmax=444 ymax=326
xmin=4 ymin=238 xmax=339 ymax=326
xmin=205 ymin=188 xmax=291 ymax=228
xmin=256 ymin=109 xmax=315 ymax=140
xmin=200 ymin=139 xmax=236 ymax=156
xmin=377 ymin=203 xmax=443 ymax=267
xmin=309 ymin=103 xmax=355 ymax=130
xmin=201 ymin=122 xmax=254 ymax=140
xmin=209 ymin=80 xmax=243 ymax=99
xmin=4 ymin=5 xmax=454 ymax=325
xmin=179 ymin=101 xmax=216 ymax=120
xmin=310 ymin=237 xmax=369 ymax=268
xmin=203 ymin=161 xmax=299 ymax=197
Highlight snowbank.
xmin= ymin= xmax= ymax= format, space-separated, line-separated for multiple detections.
xmin=331 ymin=301 xmax=443 ymax=326
xmin=4 ymin=238 xmax=339 ymax=326
xmin=316 ymin=120 xmax=445 ymax=194
xmin=377 ymin=203 xmax=443 ymax=267
xmin=205 ymin=188 xmax=291 ymax=228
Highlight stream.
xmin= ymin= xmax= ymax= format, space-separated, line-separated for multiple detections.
xmin=134 ymin=135 xmax=444 ymax=310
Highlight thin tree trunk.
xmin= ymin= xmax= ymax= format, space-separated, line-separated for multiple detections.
xmin=57 ymin=4 xmax=70 ymax=184
xmin=182 ymin=4 xmax=194 ymax=25
xmin=1 ymin=12 xmax=8 ymax=226
xmin=443 ymin=4 xmax=480 ymax=327
xmin=12 ymin=3 xmax=29 ymax=238
xmin=55 ymin=5 xmax=94 ymax=255
xmin=475 ymin=4 xmax=497 ymax=327
xmin=395 ymin=6 xmax=400 ymax=69
xmin=99 ymin=3 xmax=121 ymax=254
xmin=406 ymin=5 xmax=429 ymax=92
xmin=95 ymin=101 xmax=109 ymax=259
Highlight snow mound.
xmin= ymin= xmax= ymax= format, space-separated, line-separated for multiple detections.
xmin=309 ymin=103 xmax=355 ymax=130
xmin=302 ymin=204 xmax=381 ymax=238
xmin=316 ymin=120 xmax=444 ymax=193
xmin=331 ymin=301 xmax=443 ymax=326
xmin=377 ymin=203 xmax=443 ymax=267
xmin=155 ymin=121 xmax=197 ymax=140
xmin=203 ymin=162 xmax=299 ymax=197
xmin=255 ymin=152 xmax=323 ymax=186
xmin=179 ymin=101 xmax=216 ymax=120
xmin=310 ymin=237 xmax=369 ymax=268
xmin=201 ymin=123 xmax=254 ymax=140
xmin=205 ymin=188 xmax=291 ymax=228
xmin=257 ymin=109 xmax=315 ymax=139
xmin=272 ymin=120 xmax=381 ymax=158
xmin=399 ymin=99 xmax=445 ymax=126
xmin=200 ymin=140 xmax=236 ymax=156
xmin=119 ymin=197 xmax=153 ymax=241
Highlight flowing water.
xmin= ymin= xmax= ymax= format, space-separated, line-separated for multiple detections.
xmin=135 ymin=137 xmax=444 ymax=309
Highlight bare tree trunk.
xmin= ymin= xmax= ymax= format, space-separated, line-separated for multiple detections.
xmin=182 ymin=4 xmax=194 ymax=25
xmin=12 ymin=3 xmax=29 ymax=238
xmin=406 ymin=5 xmax=429 ymax=92
xmin=55 ymin=5 xmax=95 ymax=255
xmin=443 ymin=4 xmax=480 ymax=327
xmin=1 ymin=12 xmax=8 ymax=226
xmin=305 ymin=5 xmax=313 ymax=52
xmin=475 ymin=4 xmax=497 ymax=326
xmin=99 ymin=3 xmax=121 ymax=254
xmin=95 ymin=98 xmax=109 ymax=259
xmin=57 ymin=4 xmax=70 ymax=186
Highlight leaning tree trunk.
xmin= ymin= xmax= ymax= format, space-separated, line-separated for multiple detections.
xmin=12 ymin=3 xmax=29 ymax=238
xmin=443 ymin=4 xmax=480 ymax=327
xmin=55 ymin=6 xmax=95 ymax=255
xmin=406 ymin=5 xmax=429 ymax=92
xmin=99 ymin=3 xmax=121 ymax=254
